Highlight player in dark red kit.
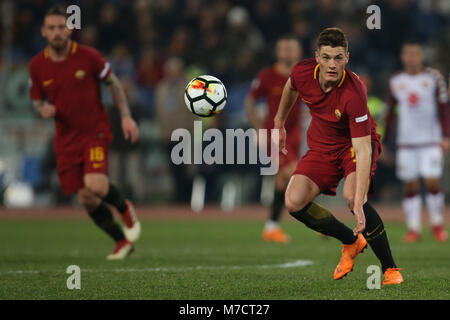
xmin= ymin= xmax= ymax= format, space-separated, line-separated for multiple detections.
xmin=246 ymin=35 xmax=303 ymax=243
xmin=274 ymin=28 xmax=403 ymax=284
xmin=29 ymin=6 xmax=140 ymax=260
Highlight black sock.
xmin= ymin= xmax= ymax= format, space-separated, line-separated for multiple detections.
xmin=88 ymin=202 xmax=125 ymax=242
xmin=104 ymin=184 xmax=128 ymax=213
xmin=360 ymin=203 xmax=397 ymax=273
xmin=290 ymin=202 xmax=357 ymax=244
xmin=269 ymin=189 xmax=285 ymax=222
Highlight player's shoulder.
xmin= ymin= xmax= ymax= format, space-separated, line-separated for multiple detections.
xmin=29 ymin=50 xmax=47 ymax=70
xmin=389 ymin=70 xmax=405 ymax=83
xmin=342 ymin=68 xmax=367 ymax=103
xmin=423 ymin=66 xmax=445 ymax=81
xmin=74 ymin=42 xmax=104 ymax=58
xmin=257 ymin=66 xmax=275 ymax=79
xmin=291 ymin=58 xmax=317 ymax=77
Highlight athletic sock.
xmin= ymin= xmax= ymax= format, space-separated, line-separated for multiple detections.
xmin=104 ymin=184 xmax=128 ymax=214
xmin=290 ymin=202 xmax=357 ymax=244
xmin=88 ymin=202 xmax=125 ymax=242
xmin=268 ymin=189 xmax=285 ymax=224
xmin=402 ymin=194 xmax=422 ymax=232
xmin=361 ymin=203 xmax=397 ymax=273
xmin=426 ymin=192 xmax=444 ymax=227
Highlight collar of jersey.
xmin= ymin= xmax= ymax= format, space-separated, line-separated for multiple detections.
xmin=314 ymin=64 xmax=346 ymax=88
xmin=44 ymin=41 xmax=77 ymax=59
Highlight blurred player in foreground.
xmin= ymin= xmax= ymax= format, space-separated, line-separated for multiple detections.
xmin=29 ymin=6 xmax=141 ymax=260
xmin=274 ymin=28 xmax=403 ymax=284
xmin=384 ymin=41 xmax=449 ymax=243
xmin=246 ymin=35 xmax=303 ymax=243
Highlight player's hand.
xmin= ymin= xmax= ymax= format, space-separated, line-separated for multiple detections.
xmin=352 ymin=205 xmax=366 ymax=236
xmin=40 ymin=103 xmax=56 ymax=118
xmin=273 ymin=125 xmax=288 ymax=155
xmin=441 ymin=138 xmax=450 ymax=153
xmin=121 ymin=116 xmax=139 ymax=144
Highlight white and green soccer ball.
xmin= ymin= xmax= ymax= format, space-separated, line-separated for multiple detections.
xmin=184 ymin=75 xmax=227 ymax=117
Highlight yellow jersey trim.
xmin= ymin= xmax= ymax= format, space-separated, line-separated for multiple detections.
xmin=338 ymin=69 xmax=346 ymax=87
xmin=313 ymin=64 xmax=319 ymax=79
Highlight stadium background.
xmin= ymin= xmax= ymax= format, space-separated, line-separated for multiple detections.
xmin=0 ymin=0 xmax=450 ymax=301
xmin=0 ymin=0 xmax=449 ymax=208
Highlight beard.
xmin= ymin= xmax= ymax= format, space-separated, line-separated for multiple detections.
xmin=48 ymin=36 xmax=69 ymax=52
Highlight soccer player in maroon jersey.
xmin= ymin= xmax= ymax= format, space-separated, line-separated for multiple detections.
xmin=246 ymin=35 xmax=302 ymax=243
xmin=29 ymin=6 xmax=140 ymax=260
xmin=274 ymin=28 xmax=403 ymax=284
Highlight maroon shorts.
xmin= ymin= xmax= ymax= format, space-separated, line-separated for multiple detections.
xmin=56 ymin=139 xmax=110 ymax=195
xmin=293 ymin=141 xmax=381 ymax=196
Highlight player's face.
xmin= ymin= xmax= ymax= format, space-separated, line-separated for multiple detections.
xmin=276 ymin=39 xmax=302 ymax=65
xmin=315 ymin=46 xmax=349 ymax=82
xmin=41 ymin=15 xmax=71 ymax=50
xmin=400 ymin=45 xmax=424 ymax=71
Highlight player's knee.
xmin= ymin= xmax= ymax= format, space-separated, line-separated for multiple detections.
xmin=84 ymin=179 xmax=108 ymax=197
xmin=403 ymin=180 xmax=420 ymax=196
xmin=285 ymin=191 xmax=309 ymax=213
xmin=424 ymin=179 xmax=441 ymax=194
xmin=343 ymin=194 xmax=355 ymax=210
xmin=77 ymin=189 xmax=99 ymax=210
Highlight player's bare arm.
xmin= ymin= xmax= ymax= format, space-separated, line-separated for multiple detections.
xmin=273 ymin=78 xmax=299 ymax=155
xmin=104 ymin=72 xmax=139 ymax=143
xmin=351 ymin=135 xmax=372 ymax=235
xmin=32 ymin=100 xmax=56 ymax=118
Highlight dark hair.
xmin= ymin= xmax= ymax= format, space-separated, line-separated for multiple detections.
xmin=43 ymin=5 xmax=67 ymax=23
xmin=316 ymin=27 xmax=348 ymax=51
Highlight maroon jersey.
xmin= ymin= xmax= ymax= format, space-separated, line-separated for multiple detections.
xmin=290 ymin=58 xmax=379 ymax=152
xmin=29 ymin=41 xmax=113 ymax=154
xmin=249 ymin=64 xmax=301 ymax=130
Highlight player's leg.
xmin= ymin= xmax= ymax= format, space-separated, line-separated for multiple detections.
xmin=262 ymin=162 xmax=295 ymax=243
xmin=77 ymin=187 xmax=133 ymax=260
xmin=84 ymin=173 xmax=141 ymax=242
xmin=285 ymin=174 xmax=358 ymax=245
xmin=397 ymin=148 xmax=422 ymax=242
xmin=343 ymin=172 xmax=398 ymax=274
xmin=84 ymin=142 xmax=140 ymax=241
xmin=422 ymin=146 xmax=447 ymax=241
xmin=402 ymin=179 xmax=422 ymax=242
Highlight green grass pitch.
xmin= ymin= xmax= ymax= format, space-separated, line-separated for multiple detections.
xmin=1 ymin=217 xmax=449 ymax=299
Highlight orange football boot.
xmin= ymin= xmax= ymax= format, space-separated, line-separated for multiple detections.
xmin=334 ymin=233 xmax=367 ymax=280
xmin=382 ymin=268 xmax=404 ymax=285
xmin=262 ymin=227 xmax=291 ymax=243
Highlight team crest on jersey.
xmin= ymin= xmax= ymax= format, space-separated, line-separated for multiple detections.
xmin=335 ymin=108 xmax=342 ymax=119
xmin=75 ymin=69 xmax=86 ymax=80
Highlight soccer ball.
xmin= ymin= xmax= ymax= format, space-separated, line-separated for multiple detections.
xmin=184 ymin=75 xmax=227 ymax=117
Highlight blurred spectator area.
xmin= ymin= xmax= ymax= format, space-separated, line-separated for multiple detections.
xmin=0 ymin=0 xmax=449 ymax=204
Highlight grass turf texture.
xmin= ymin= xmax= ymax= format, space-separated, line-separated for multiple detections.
xmin=0 ymin=218 xmax=449 ymax=300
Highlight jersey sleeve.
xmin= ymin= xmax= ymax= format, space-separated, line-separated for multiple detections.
xmin=29 ymin=61 xmax=45 ymax=101
xmin=249 ymin=70 xmax=266 ymax=99
xmin=383 ymin=80 xmax=397 ymax=143
xmin=289 ymin=64 xmax=300 ymax=92
xmin=346 ymin=93 xmax=371 ymax=138
xmin=89 ymin=48 xmax=112 ymax=81
xmin=432 ymin=70 xmax=450 ymax=137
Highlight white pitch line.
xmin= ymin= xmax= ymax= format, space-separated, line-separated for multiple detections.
xmin=2 ymin=259 xmax=313 ymax=275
